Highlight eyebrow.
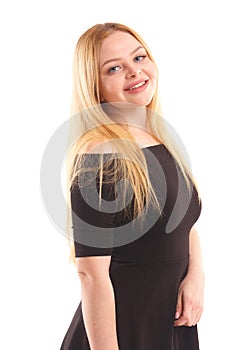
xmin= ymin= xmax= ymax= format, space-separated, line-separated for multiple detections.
xmin=101 ymin=46 xmax=145 ymax=68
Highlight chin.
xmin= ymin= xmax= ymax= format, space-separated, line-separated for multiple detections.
xmin=134 ymin=97 xmax=153 ymax=107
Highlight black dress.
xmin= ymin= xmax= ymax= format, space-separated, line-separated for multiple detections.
xmin=60 ymin=144 xmax=202 ymax=350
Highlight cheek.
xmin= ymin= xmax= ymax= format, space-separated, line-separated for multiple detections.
xmin=100 ymin=77 xmax=120 ymax=96
xmin=147 ymin=61 xmax=157 ymax=80
xmin=99 ymin=78 xmax=108 ymax=98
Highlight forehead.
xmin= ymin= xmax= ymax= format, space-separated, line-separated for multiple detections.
xmin=99 ymin=31 xmax=143 ymax=64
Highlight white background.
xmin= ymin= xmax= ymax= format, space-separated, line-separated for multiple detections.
xmin=0 ymin=0 xmax=232 ymax=349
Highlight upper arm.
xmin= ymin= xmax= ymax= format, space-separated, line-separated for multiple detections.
xmin=190 ymin=224 xmax=198 ymax=235
xmin=70 ymin=149 xmax=116 ymax=271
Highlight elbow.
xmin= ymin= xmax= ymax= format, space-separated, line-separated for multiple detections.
xmin=75 ymin=256 xmax=111 ymax=281
xmin=77 ymin=270 xmax=90 ymax=280
xmin=77 ymin=270 xmax=110 ymax=283
xmin=78 ymin=270 xmax=87 ymax=277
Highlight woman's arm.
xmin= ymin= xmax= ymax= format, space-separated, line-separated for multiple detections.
xmin=174 ymin=225 xmax=205 ymax=327
xmin=187 ymin=225 xmax=205 ymax=278
xmin=77 ymin=257 xmax=119 ymax=350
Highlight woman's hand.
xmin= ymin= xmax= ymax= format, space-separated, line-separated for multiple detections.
xmin=174 ymin=270 xmax=205 ymax=327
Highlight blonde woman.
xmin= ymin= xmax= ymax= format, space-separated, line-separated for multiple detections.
xmin=61 ymin=23 xmax=205 ymax=350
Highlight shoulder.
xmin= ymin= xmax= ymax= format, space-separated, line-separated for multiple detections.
xmin=82 ymin=139 xmax=114 ymax=154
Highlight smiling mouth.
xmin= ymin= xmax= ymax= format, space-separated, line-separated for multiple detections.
xmin=125 ymin=79 xmax=149 ymax=91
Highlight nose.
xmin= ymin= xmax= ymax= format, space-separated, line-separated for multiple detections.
xmin=125 ymin=67 xmax=141 ymax=79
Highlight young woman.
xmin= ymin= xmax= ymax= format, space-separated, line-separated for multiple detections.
xmin=61 ymin=23 xmax=205 ymax=350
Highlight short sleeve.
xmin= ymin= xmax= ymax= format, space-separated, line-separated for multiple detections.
xmin=70 ymin=155 xmax=116 ymax=257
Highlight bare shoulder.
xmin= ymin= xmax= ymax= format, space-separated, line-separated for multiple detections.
xmin=83 ymin=139 xmax=114 ymax=154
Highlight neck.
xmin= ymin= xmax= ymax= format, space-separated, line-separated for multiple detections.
xmin=102 ymin=102 xmax=149 ymax=132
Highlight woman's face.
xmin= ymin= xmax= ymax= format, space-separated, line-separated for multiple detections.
xmin=99 ymin=31 xmax=157 ymax=106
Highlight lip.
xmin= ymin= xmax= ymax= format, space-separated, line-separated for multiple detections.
xmin=124 ymin=78 xmax=149 ymax=93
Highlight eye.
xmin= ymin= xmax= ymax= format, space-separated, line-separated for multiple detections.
xmin=134 ymin=55 xmax=147 ymax=62
xmin=108 ymin=65 xmax=121 ymax=73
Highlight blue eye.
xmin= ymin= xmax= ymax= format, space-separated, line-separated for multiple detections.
xmin=108 ymin=66 xmax=120 ymax=73
xmin=134 ymin=55 xmax=146 ymax=62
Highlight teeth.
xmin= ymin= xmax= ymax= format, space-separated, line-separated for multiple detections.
xmin=128 ymin=81 xmax=146 ymax=90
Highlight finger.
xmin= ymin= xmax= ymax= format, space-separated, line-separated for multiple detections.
xmin=175 ymin=294 xmax=183 ymax=320
xmin=191 ymin=301 xmax=204 ymax=325
xmin=174 ymin=318 xmax=195 ymax=327
xmin=174 ymin=302 xmax=192 ymax=327
xmin=191 ymin=309 xmax=199 ymax=325
xmin=183 ymin=308 xmax=198 ymax=327
xmin=174 ymin=303 xmax=203 ymax=327
xmin=193 ymin=306 xmax=203 ymax=325
xmin=174 ymin=314 xmax=188 ymax=327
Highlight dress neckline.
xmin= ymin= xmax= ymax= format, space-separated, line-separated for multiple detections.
xmin=141 ymin=143 xmax=163 ymax=150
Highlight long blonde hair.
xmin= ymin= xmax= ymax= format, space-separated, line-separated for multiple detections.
xmin=66 ymin=23 xmax=200 ymax=262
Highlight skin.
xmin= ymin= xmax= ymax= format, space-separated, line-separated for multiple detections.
xmin=99 ymin=31 xmax=157 ymax=107
xmin=174 ymin=226 xmax=205 ymax=327
xmin=98 ymin=31 xmax=205 ymax=328
xmin=99 ymin=30 xmax=158 ymax=143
